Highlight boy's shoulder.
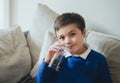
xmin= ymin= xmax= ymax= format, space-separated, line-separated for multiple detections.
xmin=88 ymin=49 xmax=107 ymax=63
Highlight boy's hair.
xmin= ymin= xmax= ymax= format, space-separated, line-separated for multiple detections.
xmin=54 ymin=12 xmax=86 ymax=32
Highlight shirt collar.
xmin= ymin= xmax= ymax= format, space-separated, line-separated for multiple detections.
xmin=64 ymin=43 xmax=91 ymax=60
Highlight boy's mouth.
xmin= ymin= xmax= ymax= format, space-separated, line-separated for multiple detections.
xmin=66 ymin=45 xmax=74 ymax=49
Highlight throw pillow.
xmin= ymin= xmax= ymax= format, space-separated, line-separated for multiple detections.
xmin=30 ymin=25 xmax=56 ymax=78
xmin=27 ymin=3 xmax=58 ymax=67
xmin=0 ymin=26 xmax=31 ymax=83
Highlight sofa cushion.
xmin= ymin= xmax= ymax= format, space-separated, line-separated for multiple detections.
xmin=0 ymin=26 xmax=31 ymax=83
xmin=38 ymin=30 xmax=56 ymax=64
xmin=86 ymin=30 xmax=120 ymax=83
xmin=27 ymin=3 xmax=58 ymax=67
xmin=29 ymin=29 xmax=56 ymax=78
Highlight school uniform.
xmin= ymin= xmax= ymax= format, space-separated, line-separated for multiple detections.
xmin=36 ymin=44 xmax=113 ymax=83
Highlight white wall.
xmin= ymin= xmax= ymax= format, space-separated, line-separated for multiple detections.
xmin=11 ymin=0 xmax=120 ymax=39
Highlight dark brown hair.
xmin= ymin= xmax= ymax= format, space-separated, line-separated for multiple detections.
xmin=54 ymin=12 xmax=86 ymax=33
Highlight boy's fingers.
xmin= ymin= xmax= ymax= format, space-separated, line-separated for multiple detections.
xmin=49 ymin=45 xmax=60 ymax=51
xmin=54 ymin=41 xmax=65 ymax=47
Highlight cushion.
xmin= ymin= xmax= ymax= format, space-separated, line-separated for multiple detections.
xmin=39 ymin=30 xmax=56 ymax=64
xmin=27 ymin=3 xmax=58 ymax=67
xmin=30 ymin=29 xmax=56 ymax=78
xmin=0 ymin=25 xmax=31 ymax=83
xmin=86 ymin=30 xmax=120 ymax=83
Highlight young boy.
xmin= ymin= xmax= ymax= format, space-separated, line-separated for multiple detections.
xmin=36 ymin=13 xmax=113 ymax=83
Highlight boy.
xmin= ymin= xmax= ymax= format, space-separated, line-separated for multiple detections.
xmin=36 ymin=13 xmax=113 ymax=83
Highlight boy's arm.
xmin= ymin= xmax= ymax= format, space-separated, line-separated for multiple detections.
xmin=97 ymin=58 xmax=113 ymax=83
xmin=36 ymin=61 xmax=57 ymax=83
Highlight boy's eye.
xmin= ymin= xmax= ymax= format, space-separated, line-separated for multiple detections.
xmin=58 ymin=36 xmax=65 ymax=40
xmin=70 ymin=33 xmax=76 ymax=37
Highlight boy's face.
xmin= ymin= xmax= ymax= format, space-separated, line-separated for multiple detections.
xmin=56 ymin=24 xmax=86 ymax=55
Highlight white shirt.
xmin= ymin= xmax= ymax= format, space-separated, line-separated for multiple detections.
xmin=65 ymin=43 xmax=91 ymax=60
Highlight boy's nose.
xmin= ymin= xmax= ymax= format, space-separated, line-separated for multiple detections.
xmin=65 ymin=37 xmax=72 ymax=44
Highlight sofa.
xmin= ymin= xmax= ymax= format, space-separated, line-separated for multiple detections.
xmin=0 ymin=26 xmax=33 ymax=83
xmin=0 ymin=3 xmax=120 ymax=83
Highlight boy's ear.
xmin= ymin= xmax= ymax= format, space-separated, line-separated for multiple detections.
xmin=83 ymin=29 xmax=87 ymax=38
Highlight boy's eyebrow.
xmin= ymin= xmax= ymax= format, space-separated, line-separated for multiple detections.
xmin=57 ymin=30 xmax=77 ymax=37
xmin=68 ymin=30 xmax=77 ymax=33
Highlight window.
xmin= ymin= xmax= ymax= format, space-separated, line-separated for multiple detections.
xmin=0 ymin=0 xmax=9 ymax=29
xmin=0 ymin=0 xmax=4 ymax=29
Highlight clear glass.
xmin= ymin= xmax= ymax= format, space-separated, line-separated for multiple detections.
xmin=48 ymin=49 xmax=64 ymax=71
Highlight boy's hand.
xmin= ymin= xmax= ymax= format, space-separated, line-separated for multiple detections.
xmin=44 ymin=41 xmax=64 ymax=63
